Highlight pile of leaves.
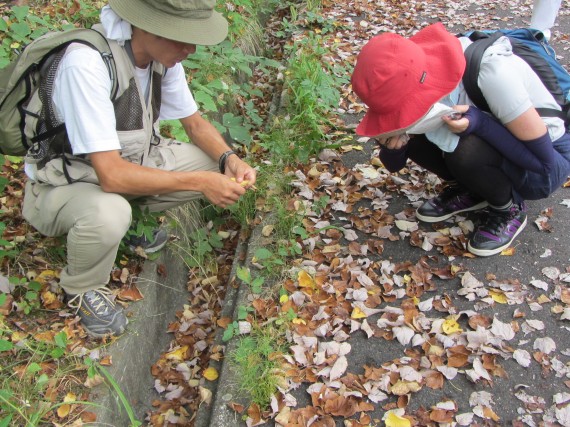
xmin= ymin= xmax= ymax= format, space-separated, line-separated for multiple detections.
xmin=215 ymin=0 xmax=570 ymax=426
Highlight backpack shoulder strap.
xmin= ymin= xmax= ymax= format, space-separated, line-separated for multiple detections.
xmin=463 ymin=30 xmax=568 ymax=122
xmin=462 ymin=31 xmax=503 ymax=112
xmin=1 ymin=28 xmax=118 ymax=110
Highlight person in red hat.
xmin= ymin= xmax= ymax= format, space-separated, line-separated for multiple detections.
xmin=351 ymin=22 xmax=570 ymax=257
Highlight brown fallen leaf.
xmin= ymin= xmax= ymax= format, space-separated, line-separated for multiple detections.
xmin=118 ymin=284 xmax=144 ymax=301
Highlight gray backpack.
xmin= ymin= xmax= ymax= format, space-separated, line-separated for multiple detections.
xmin=0 ymin=28 xmax=117 ymax=156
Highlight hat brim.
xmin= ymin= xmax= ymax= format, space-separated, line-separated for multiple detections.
xmin=355 ymin=23 xmax=465 ymax=137
xmin=109 ymin=0 xmax=228 ymax=45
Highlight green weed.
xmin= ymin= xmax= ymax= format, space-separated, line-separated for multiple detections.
xmin=230 ymin=323 xmax=287 ymax=409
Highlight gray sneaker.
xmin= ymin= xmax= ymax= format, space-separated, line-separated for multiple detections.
xmin=126 ymin=228 xmax=169 ymax=254
xmin=68 ymin=288 xmax=128 ymax=338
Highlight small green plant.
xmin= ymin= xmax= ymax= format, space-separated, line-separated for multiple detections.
xmin=0 ymin=3 xmax=101 ymax=69
xmin=0 ymin=329 xmax=93 ymax=426
xmin=182 ymin=41 xmax=280 ymax=146
xmin=236 ymin=266 xmax=264 ymax=294
xmin=10 ymin=277 xmax=41 ymax=314
xmin=222 ymin=304 xmax=254 ymax=341
xmin=85 ymin=357 xmax=142 ymax=427
xmin=230 ymin=323 xmax=287 ymax=409
xmin=116 ymin=206 xmax=163 ymax=261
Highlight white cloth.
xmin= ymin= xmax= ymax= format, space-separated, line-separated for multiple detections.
xmin=100 ymin=5 xmax=132 ymax=46
xmin=530 ymin=0 xmax=561 ymax=32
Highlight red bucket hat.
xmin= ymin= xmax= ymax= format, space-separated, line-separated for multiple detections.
xmin=351 ymin=23 xmax=466 ymax=137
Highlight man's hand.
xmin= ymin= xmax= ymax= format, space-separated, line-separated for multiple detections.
xmin=200 ymin=171 xmax=247 ymax=208
xmin=224 ymin=154 xmax=257 ymax=189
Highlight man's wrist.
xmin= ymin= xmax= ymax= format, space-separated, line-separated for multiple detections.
xmin=219 ymin=150 xmax=238 ymax=174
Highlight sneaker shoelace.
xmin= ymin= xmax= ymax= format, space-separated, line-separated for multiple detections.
xmin=68 ymin=288 xmax=115 ymax=316
xmin=480 ymin=207 xmax=518 ymax=235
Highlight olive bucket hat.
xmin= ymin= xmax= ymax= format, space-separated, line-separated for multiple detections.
xmin=108 ymin=0 xmax=228 ymax=46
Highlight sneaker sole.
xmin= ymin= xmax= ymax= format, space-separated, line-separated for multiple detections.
xmin=415 ymin=201 xmax=489 ymax=223
xmin=141 ymin=239 xmax=168 ymax=254
xmin=128 ymin=239 xmax=168 ymax=254
xmin=467 ymin=216 xmax=527 ymax=257
xmin=82 ymin=318 xmax=129 ymax=339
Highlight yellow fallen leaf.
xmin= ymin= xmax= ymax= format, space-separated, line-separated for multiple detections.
xmin=450 ymin=265 xmax=462 ymax=275
xmin=298 ymin=270 xmax=315 ymax=289
xmin=500 ymin=247 xmax=516 ymax=256
xmin=64 ymin=392 xmax=76 ymax=403
xmin=36 ymin=269 xmax=59 ymax=284
xmin=351 ymin=306 xmax=367 ymax=319
xmin=442 ymin=317 xmax=463 ymax=335
xmin=292 ymin=318 xmax=306 ymax=325
xmin=203 ymin=367 xmax=219 ymax=381
xmin=165 ymin=346 xmax=188 ymax=362
xmin=483 ymin=406 xmax=500 ymax=421
xmin=489 ymin=290 xmax=508 ymax=304
xmin=41 ymin=290 xmax=58 ymax=305
xmin=279 ymin=294 xmax=289 ymax=304
xmin=385 ymin=411 xmax=412 ymax=427
xmin=57 ymin=403 xmax=71 ymax=418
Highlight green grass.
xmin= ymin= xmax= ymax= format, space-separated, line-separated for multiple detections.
xmin=230 ymin=323 xmax=287 ymax=408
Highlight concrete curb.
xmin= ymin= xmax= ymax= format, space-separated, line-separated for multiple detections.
xmin=91 ymin=240 xmax=191 ymax=425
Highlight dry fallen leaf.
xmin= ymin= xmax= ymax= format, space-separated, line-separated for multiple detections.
xmin=203 ymin=366 xmax=219 ymax=381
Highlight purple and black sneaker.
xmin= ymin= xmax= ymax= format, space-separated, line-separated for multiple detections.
xmin=468 ymin=203 xmax=527 ymax=257
xmin=416 ymin=186 xmax=488 ymax=223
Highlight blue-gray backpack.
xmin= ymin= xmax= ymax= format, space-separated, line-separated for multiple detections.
xmin=0 ymin=27 xmax=117 ymax=156
xmin=462 ymin=28 xmax=570 ymax=128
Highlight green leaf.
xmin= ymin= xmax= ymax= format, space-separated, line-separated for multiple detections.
xmin=54 ymin=331 xmax=67 ymax=348
xmin=24 ymin=291 xmax=37 ymax=304
xmin=251 ymin=277 xmax=264 ymax=294
xmin=28 ymin=281 xmax=42 ymax=291
xmin=11 ymin=6 xmax=29 ymax=21
xmin=0 ymin=19 xmax=7 ymax=32
xmin=11 ymin=22 xmax=31 ymax=39
xmin=237 ymin=305 xmax=249 ymax=320
xmin=0 ymin=294 xmax=6 ymax=306
xmin=228 ymin=125 xmax=251 ymax=144
xmin=222 ymin=322 xmax=236 ymax=342
xmin=0 ymin=415 xmax=13 ymax=427
xmin=194 ymin=91 xmax=217 ymax=112
xmin=26 ymin=362 xmax=41 ymax=374
xmin=0 ymin=339 xmax=13 ymax=352
xmin=236 ymin=266 xmax=251 ymax=284
xmin=50 ymin=347 xmax=65 ymax=359
xmin=36 ymin=373 xmax=49 ymax=388
xmin=4 ymin=155 xmax=22 ymax=164
xmin=254 ymin=247 xmax=272 ymax=260
xmin=293 ymin=226 xmax=308 ymax=239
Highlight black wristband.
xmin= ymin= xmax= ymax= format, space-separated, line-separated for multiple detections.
xmin=219 ymin=150 xmax=237 ymax=174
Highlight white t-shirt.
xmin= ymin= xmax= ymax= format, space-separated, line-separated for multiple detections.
xmin=52 ymin=44 xmax=197 ymax=156
xmin=421 ymin=36 xmax=566 ymax=153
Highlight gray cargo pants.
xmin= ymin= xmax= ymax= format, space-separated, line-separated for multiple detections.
xmin=22 ymin=142 xmax=217 ymax=295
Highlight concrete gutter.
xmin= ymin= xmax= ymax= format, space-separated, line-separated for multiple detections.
xmin=91 ymin=224 xmax=192 ymax=425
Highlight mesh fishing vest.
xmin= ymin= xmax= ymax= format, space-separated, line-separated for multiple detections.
xmin=26 ymin=24 xmax=166 ymax=185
